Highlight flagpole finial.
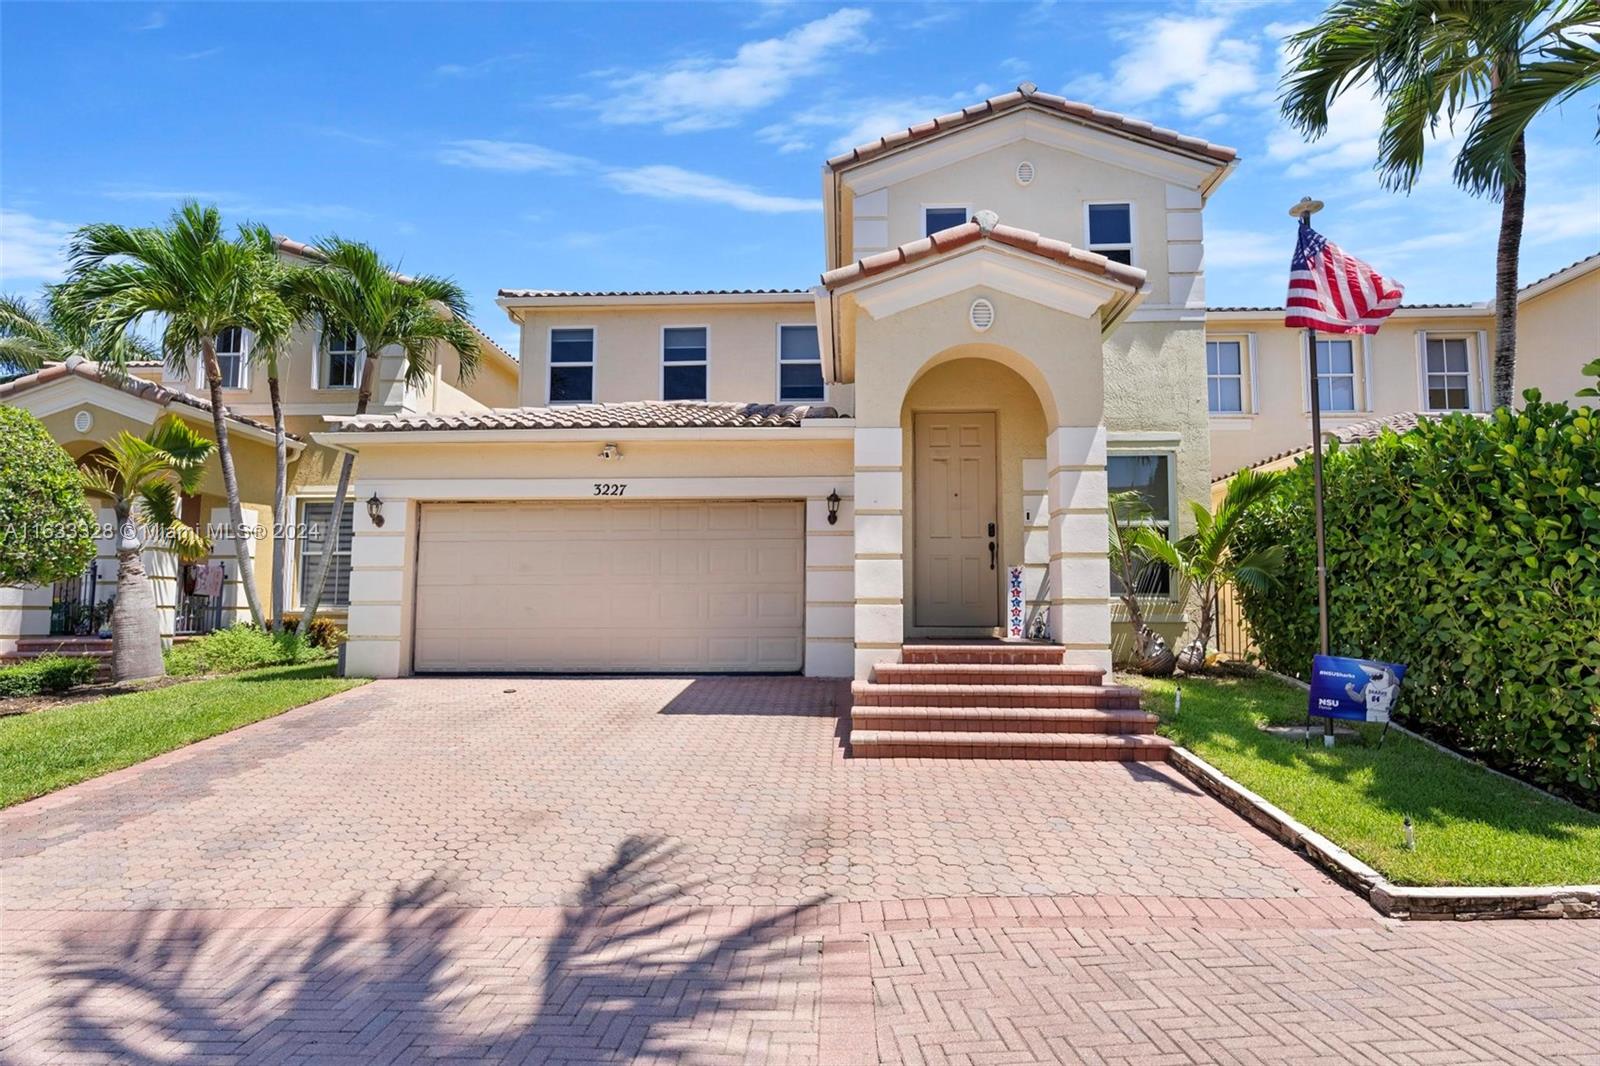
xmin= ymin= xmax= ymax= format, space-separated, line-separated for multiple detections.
xmin=1289 ymin=196 xmax=1324 ymax=220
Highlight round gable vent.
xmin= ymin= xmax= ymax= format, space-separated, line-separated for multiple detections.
xmin=969 ymin=297 xmax=996 ymax=332
xmin=73 ymin=409 xmax=94 ymax=434
xmin=1015 ymin=160 xmax=1036 ymax=186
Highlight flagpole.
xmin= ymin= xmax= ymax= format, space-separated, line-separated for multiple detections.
xmin=1290 ymin=196 xmax=1335 ymax=747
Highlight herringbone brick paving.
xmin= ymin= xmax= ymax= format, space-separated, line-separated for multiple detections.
xmin=2 ymin=677 xmax=1596 ymax=1063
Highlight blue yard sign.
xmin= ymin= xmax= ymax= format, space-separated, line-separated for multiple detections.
xmin=1308 ymin=655 xmax=1407 ymax=723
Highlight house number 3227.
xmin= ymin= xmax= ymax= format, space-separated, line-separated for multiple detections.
xmin=593 ymin=483 xmax=627 ymax=496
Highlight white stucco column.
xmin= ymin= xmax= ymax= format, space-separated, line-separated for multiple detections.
xmin=144 ymin=544 xmax=179 ymax=648
xmin=852 ymin=426 xmax=904 ymax=680
xmin=209 ymin=506 xmax=260 ymax=628
xmin=804 ymin=488 xmax=854 ymax=678
xmin=1046 ymin=425 xmax=1113 ymax=672
xmin=344 ymin=484 xmax=408 ymax=678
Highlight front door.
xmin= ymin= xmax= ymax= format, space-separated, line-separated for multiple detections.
xmin=913 ymin=411 xmax=999 ymax=629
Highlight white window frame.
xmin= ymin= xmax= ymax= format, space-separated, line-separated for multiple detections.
xmin=1416 ymin=331 xmax=1479 ymax=412
xmin=775 ymin=323 xmax=826 ymax=404
xmin=660 ymin=324 xmax=710 ymax=402
xmin=288 ymin=493 xmax=353 ymax=612
xmin=1084 ymin=200 xmax=1136 ymax=266
xmin=921 ymin=203 xmax=972 ymax=238
xmin=199 ymin=327 xmax=251 ymax=391
xmin=547 ymin=325 xmax=596 ymax=406
xmin=1106 ymin=445 xmax=1179 ymax=603
xmin=314 ymin=325 xmax=362 ymax=391
xmin=1205 ymin=336 xmax=1248 ymax=414
xmin=1301 ymin=334 xmax=1362 ymax=413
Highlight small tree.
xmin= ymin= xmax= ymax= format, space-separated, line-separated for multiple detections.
xmin=0 ymin=407 xmax=96 ymax=589
xmin=1137 ymin=468 xmax=1286 ymax=673
xmin=78 ymin=416 xmax=213 ymax=681
xmin=1107 ymin=489 xmax=1176 ymax=676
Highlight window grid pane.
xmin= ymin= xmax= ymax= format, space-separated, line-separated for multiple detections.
xmin=550 ymin=329 xmax=594 ymax=363
xmin=1206 ymin=341 xmax=1244 ymax=413
xmin=924 ymin=207 xmax=968 ymax=236
xmin=550 ymin=365 xmax=593 ymax=403
xmin=1087 ymin=203 xmax=1132 ymax=246
xmin=1107 ymin=453 xmax=1171 ymax=596
xmin=664 ymin=364 xmax=707 ymax=401
xmin=778 ymin=326 xmax=824 ymax=401
xmin=663 ymin=327 xmax=707 ymax=362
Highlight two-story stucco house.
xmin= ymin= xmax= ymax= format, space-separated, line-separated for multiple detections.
xmin=322 ymin=84 xmax=1237 ymax=692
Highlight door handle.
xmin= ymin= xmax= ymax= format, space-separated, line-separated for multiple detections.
xmin=989 ymin=541 xmax=997 ymax=570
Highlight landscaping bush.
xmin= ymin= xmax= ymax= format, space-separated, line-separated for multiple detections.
xmin=0 ymin=655 xmax=99 ymax=698
xmin=165 ymin=624 xmax=331 ymax=677
xmin=282 ymin=615 xmax=347 ymax=650
xmin=1231 ymin=394 xmax=1599 ymax=802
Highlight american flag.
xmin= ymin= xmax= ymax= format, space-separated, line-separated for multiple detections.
xmin=1285 ymin=219 xmax=1404 ymax=334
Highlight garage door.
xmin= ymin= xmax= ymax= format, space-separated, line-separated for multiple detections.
xmin=413 ymin=500 xmax=805 ymax=673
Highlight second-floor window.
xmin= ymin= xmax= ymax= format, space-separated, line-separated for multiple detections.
xmin=214 ymin=327 xmax=247 ymax=389
xmin=1315 ymin=338 xmax=1358 ymax=412
xmin=662 ymin=327 xmax=708 ymax=401
xmin=924 ymin=206 xmax=969 ymax=237
xmin=1086 ymin=203 xmax=1133 ymax=265
xmin=1424 ymin=336 xmax=1472 ymax=411
xmin=1206 ymin=340 xmax=1244 ymax=413
xmin=778 ymin=325 xmax=824 ymax=402
xmin=549 ymin=327 xmax=594 ymax=404
xmin=324 ymin=330 xmax=359 ymax=389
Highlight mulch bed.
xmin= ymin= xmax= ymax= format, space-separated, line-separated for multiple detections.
xmin=0 ymin=676 xmax=189 ymax=717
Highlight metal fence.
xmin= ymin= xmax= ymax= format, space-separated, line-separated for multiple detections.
xmin=1214 ymin=580 xmax=1256 ymax=662
xmin=175 ymin=562 xmax=227 ymax=636
xmin=50 ymin=563 xmax=111 ymax=636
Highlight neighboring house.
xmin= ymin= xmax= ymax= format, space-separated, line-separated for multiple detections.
xmin=1205 ymin=252 xmax=1599 ymax=479
xmin=321 ymin=84 xmax=1239 ymax=678
xmin=0 ymin=237 xmax=516 ymax=656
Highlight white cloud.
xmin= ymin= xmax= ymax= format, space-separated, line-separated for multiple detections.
xmin=0 ymin=210 xmax=75 ymax=283
xmin=1205 ymin=227 xmax=1289 ymax=269
xmin=604 ymin=166 xmax=817 ymax=214
xmin=760 ymin=85 xmax=994 ymax=158
xmin=1066 ymin=14 xmax=1263 ymax=118
xmin=98 ymin=185 xmax=368 ymax=222
xmin=594 ymin=8 xmax=872 ymax=133
xmin=134 ymin=7 xmax=167 ymax=31
xmin=1265 ymin=84 xmax=1387 ymax=176
xmin=435 ymin=51 xmax=534 ymax=79
xmin=435 ymin=140 xmax=589 ymax=173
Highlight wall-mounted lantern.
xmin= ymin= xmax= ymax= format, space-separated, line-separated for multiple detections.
xmin=826 ymin=490 xmax=841 ymax=526
xmin=366 ymin=492 xmax=385 ymax=528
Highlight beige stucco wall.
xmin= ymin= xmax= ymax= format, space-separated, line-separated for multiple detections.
xmin=1205 ymin=311 xmax=1496 ymax=478
xmin=1516 ymin=268 xmax=1600 ymax=403
xmin=512 ymin=302 xmax=819 ymax=408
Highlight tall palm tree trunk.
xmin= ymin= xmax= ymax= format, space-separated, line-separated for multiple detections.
xmin=268 ymin=369 xmax=288 ymax=634
xmin=298 ymin=350 xmax=375 ymax=629
xmin=201 ymin=339 xmax=266 ymax=628
xmin=1491 ymin=132 xmax=1526 ymax=409
xmin=109 ymin=504 xmax=164 ymax=681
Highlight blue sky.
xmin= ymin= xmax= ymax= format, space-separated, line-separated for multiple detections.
xmin=3 ymin=1 xmax=1596 ymax=353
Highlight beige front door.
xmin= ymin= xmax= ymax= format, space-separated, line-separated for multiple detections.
xmin=913 ymin=411 xmax=999 ymax=629
xmin=412 ymin=500 xmax=805 ymax=673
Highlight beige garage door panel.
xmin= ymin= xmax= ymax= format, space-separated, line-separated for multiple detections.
xmin=414 ymin=501 xmax=805 ymax=672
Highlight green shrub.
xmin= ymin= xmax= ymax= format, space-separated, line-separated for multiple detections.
xmin=0 ymin=655 xmax=99 ymax=698
xmin=1232 ymin=394 xmax=1600 ymax=802
xmin=165 ymin=624 xmax=332 ymax=677
xmin=283 ymin=615 xmax=347 ymax=649
xmin=0 ymin=407 xmax=96 ymax=588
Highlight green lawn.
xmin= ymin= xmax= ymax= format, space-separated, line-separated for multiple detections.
xmin=0 ymin=662 xmax=367 ymax=809
xmin=1128 ymin=673 xmax=1600 ymax=888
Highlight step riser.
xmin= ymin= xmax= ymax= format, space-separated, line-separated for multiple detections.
xmin=873 ymin=666 xmax=1104 ymax=686
xmin=854 ymin=691 xmax=1141 ymax=710
xmin=900 ymin=646 xmax=1064 ymax=665
xmin=851 ymin=714 xmax=1158 ymax=734
xmin=852 ymin=743 xmax=1169 ymax=761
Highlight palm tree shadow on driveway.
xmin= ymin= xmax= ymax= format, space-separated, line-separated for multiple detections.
xmin=36 ymin=835 xmax=830 ymax=1063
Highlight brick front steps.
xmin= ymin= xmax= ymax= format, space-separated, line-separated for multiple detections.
xmin=1 ymin=637 xmax=114 ymax=681
xmin=850 ymin=642 xmax=1170 ymax=761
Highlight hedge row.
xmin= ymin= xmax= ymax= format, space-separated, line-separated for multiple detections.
xmin=0 ymin=655 xmax=99 ymax=699
xmin=1231 ymin=395 xmax=1599 ymax=802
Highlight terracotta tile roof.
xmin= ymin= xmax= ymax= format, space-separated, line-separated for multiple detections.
xmin=1519 ymin=251 xmax=1600 ymax=294
xmin=1212 ymin=410 xmax=1488 ymax=482
xmin=821 ymin=213 xmax=1147 ymax=291
xmin=331 ymin=401 xmax=843 ymax=434
xmin=827 ymin=83 xmax=1238 ymax=171
xmin=499 ymin=288 xmax=810 ymax=298
xmin=0 ymin=356 xmax=297 ymax=438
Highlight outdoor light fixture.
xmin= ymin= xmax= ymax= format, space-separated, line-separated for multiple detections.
xmin=366 ymin=492 xmax=385 ymax=528
xmin=826 ymin=490 xmax=841 ymax=525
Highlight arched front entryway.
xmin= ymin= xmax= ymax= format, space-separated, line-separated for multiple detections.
xmin=899 ymin=351 xmax=1048 ymax=638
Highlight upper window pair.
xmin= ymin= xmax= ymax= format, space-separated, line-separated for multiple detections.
xmin=546 ymin=324 xmax=825 ymax=404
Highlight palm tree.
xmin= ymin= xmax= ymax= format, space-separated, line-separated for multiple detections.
xmin=290 ymin=238 xmax=479 ymax=629
xmin=1280 ymin=0 xmax=1599 ymax=409
xmin=78 ymin=416 xmax=213 ymax=681
xmin=0 ymin=290 xmax=160 ymax=379
xmin=1107 ymin=489 xmax=1176 ymax=676
xmin=1136 ymin=469 xmax=1286 ymax=673
xmin=59 ymin=203 xmax=295 ymax=628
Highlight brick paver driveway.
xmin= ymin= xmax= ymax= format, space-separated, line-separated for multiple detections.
xmin=3 ymin=676 xmax=1597 ymax=1064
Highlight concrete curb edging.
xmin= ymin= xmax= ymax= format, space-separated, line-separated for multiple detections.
xmin=1168 ymin=746 xmax=1600 ymax=921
